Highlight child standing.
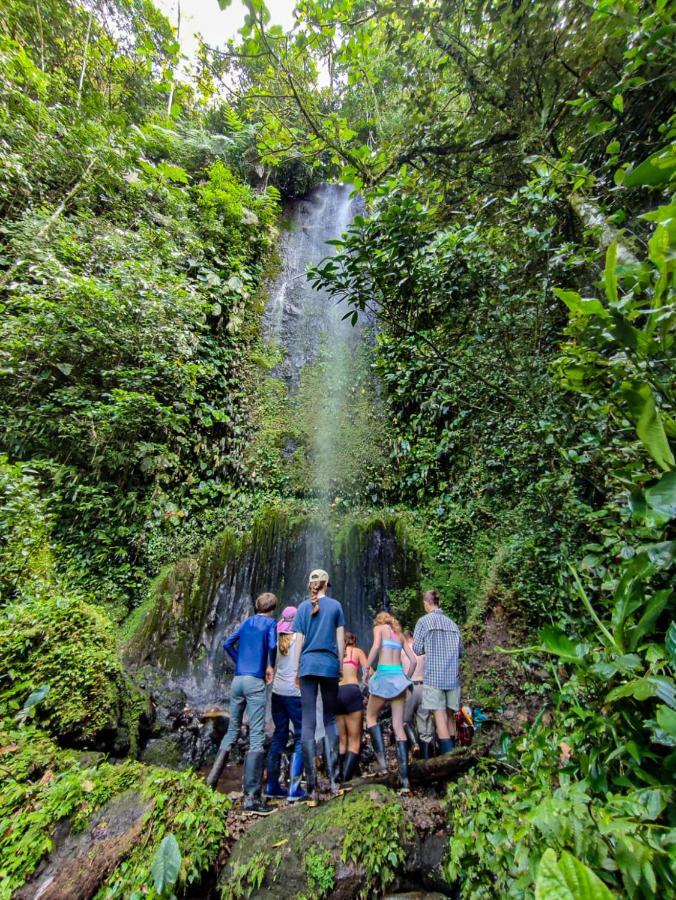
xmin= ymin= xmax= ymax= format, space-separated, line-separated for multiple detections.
xmin=266 ymin=606 xmax=306 ymax=801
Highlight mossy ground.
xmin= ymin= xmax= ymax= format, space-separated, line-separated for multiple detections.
xmin=0 ymin=722 xmax=229 ymax=900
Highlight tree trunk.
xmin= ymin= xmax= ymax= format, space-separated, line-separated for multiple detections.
xmin=76 ymin=11 xmax=93 ymax=109
xmin=166 ymin=0 xmax=181 ymax=117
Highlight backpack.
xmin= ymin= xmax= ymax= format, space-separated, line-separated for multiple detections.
xmin=455 ymin=707 xmax=474 ymax=746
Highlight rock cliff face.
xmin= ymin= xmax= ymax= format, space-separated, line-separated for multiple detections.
xmin=125 ymin=506 xmax=420 ymax=713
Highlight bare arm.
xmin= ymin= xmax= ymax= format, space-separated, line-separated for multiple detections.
xmin=294 ymin=632 xmax=305 ymax=686
xmin=366 ymin=625 xmax=383 ymax=670
xmin=336 ymin=626 xmax=345 ymax=664
xmin=402 ymin=640 xmax=417 ymax=681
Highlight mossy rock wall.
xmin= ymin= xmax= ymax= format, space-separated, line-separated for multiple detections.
xmin=124 ymin=505 xmax=421 ymax=709
xmin=0 ymin=593 xmax=146 ymax=753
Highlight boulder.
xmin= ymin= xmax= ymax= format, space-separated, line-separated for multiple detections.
xmin=219 ymin=784 xmax=420 ymax=899
xmin=140 ymin=735 xmax=186 ymax=769
xmin=420 ymin=834 xmax=451 ymax=892
xmin=14 ymin=788 xmax=152 ymax=900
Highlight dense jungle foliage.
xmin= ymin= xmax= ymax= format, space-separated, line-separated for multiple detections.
xmin=0 ymin=0 xmax=674 ymax=897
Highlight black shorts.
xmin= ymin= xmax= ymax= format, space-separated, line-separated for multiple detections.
xmin=336 ymin=683 xmax=363 ymax=715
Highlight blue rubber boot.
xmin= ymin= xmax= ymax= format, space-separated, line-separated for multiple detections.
xmin=265 ymin=752 xmax=287 ymax=799
xmin=287 ymin=750 xmax=306 ymax=802
xmin=438 ymin=738 xmax=455 ymax=754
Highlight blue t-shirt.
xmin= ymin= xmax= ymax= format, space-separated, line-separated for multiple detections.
xmin=294 ymin=596 xmax=345 ymax=678
xmin=223 ymin=614 xmax=277 ymax=679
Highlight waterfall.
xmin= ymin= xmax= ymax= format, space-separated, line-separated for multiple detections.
xmin=128 ymin=184 xmax=420 ymax=726
xmin=264 ymin=182 xmax=361 ymax=391
xmin=264 ymin=183 xmax=372 ymax=500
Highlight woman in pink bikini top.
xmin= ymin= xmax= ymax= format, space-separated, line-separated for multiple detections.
xmin=336 ymin=632 xmax=368 ymax=782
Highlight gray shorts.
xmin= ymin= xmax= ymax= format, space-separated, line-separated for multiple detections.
xmin=421 ymin=685 xmax=461 ymax=712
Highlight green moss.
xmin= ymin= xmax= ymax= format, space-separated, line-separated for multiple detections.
xmin=0 ymin=455 xmax=55 ymax=602
xmin=306 ymin=786 xmax=413 ymax=896
xmin=246 ymin=331 xmax=392 ymax=501
xmin=0 ymin=721 xmax=229 ymax=898
xmin=304 ymin=847 xmax=335 ymax=898
xmin=0 ymin=592 xmax=140 ymax=752
xmin=220 ymin=785 xmax=411 ymax=899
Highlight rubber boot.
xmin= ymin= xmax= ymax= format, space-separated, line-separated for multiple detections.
xmin=206 ymin=740 xmax=230 ymax=788
xmin=342 ymin=750 xmax=359 ymax=783
xmin=438 ymin=737 xmax=455 ymax=754
xmin=396 ymin=741 xmax=411 ymax=792
xmin=419 ymin=740 xmax=434 ymax=760
xmin=367 ymin=724 xmax=388 ymax=775
xmin=339 ymin=752 xmax=346 ymax=781
xmin=265 ymin=752 xmax=286 ymax=799
xmin=324 ymin=732 xmax=343 ymax=796
xmin=301 ymin=740 xmax=318 ymax=806
xmin=243 ymin=750 xmax=273 ymax=815
xmin=404 ymin=723 xmax=419 ymax=753
xmin=287 ymin=749 xmax=306 ymax=802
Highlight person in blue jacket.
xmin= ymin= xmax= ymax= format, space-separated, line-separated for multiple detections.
xmin=206 ymin=592 xmax=277 ymax=816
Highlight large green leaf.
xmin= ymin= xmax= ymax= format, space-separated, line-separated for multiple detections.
xmin=606 ymin=676 xmax=676 ymax=708
xmin=151 ymin=834 xmax=182 ymax=896
xmin=535 ymin=849 xmax=615 ymax=899
xmin=620 ymin=380 xmax=675 ymax=471
xmin=15 ymin=684 xmax=51 ymax=723
xmin=539 ymin=625 xmax=588 ymax=662
xmin=666 ymin=622 xmax=676 ymax=668
xmin=590 ymin=654 xmax=641 ymax=679
xmin=645 ymin=471 xmax=676 ymax=520
xmin=554 ymin=288 xmax=608 ymax=317
xmin=628 ymin=590 xmax=672 ymax=650
xmin=623 ymin=147 xmax=676 ymax=188
xmin=656 ymin=705 xmax=676 ymax=737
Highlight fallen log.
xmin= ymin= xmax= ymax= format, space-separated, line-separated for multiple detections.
xmin=369 ymin=722 xmax=502 ymax=787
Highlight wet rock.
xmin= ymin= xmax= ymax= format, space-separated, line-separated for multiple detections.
xmin=383 ymin=894 xmax=450 ymax=899
xmin=15 ymin=788 xmax=152 ymax=900
xmin=134 ymin=665 xmax=187 ymax=734
xmin=420 ymin=834 xmax=451 ymax=893
xmin=140 ymin=735 xmax=185 ymax=769
xmin=219 ymin=784 xmax=416 ymax=900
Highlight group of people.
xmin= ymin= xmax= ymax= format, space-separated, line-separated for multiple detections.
xmin=206 ymin=569 xmax=463 ymax=816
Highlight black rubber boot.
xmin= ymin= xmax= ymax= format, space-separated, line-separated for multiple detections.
xmin=404 ymin=723 xmax=419 ymax=753
xmin=342 ymin=750 xmax=360 ymax=783
xmin=243 ymin=750 xmax=273 ymax=815
xmin=206 ymin=740 xmax=230 ymax=788
xmin=367 ymin=724 xmax=388 ymax=774
xmin=301 ymin=740 xmax=318 ymax=806
xmin=324 ymin=732 xmax=343 ymax=795
xmin=396 ymin=741 xmax=411 ymax=792
xmin=339 ymin=752 xmax=346 ymax=780
xmin=419 ymin=740 xmax=434 ymax=760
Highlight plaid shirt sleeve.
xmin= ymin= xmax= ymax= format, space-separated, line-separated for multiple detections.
xmin=412 ymin=617 xmax=427 ymax=656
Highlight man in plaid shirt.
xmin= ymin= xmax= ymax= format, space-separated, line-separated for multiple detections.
xmin=412 ymin=589 xmax=463 ymax=754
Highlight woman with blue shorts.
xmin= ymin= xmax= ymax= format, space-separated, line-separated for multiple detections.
xmin=365 ymin=611 xmax=417 ymax=791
